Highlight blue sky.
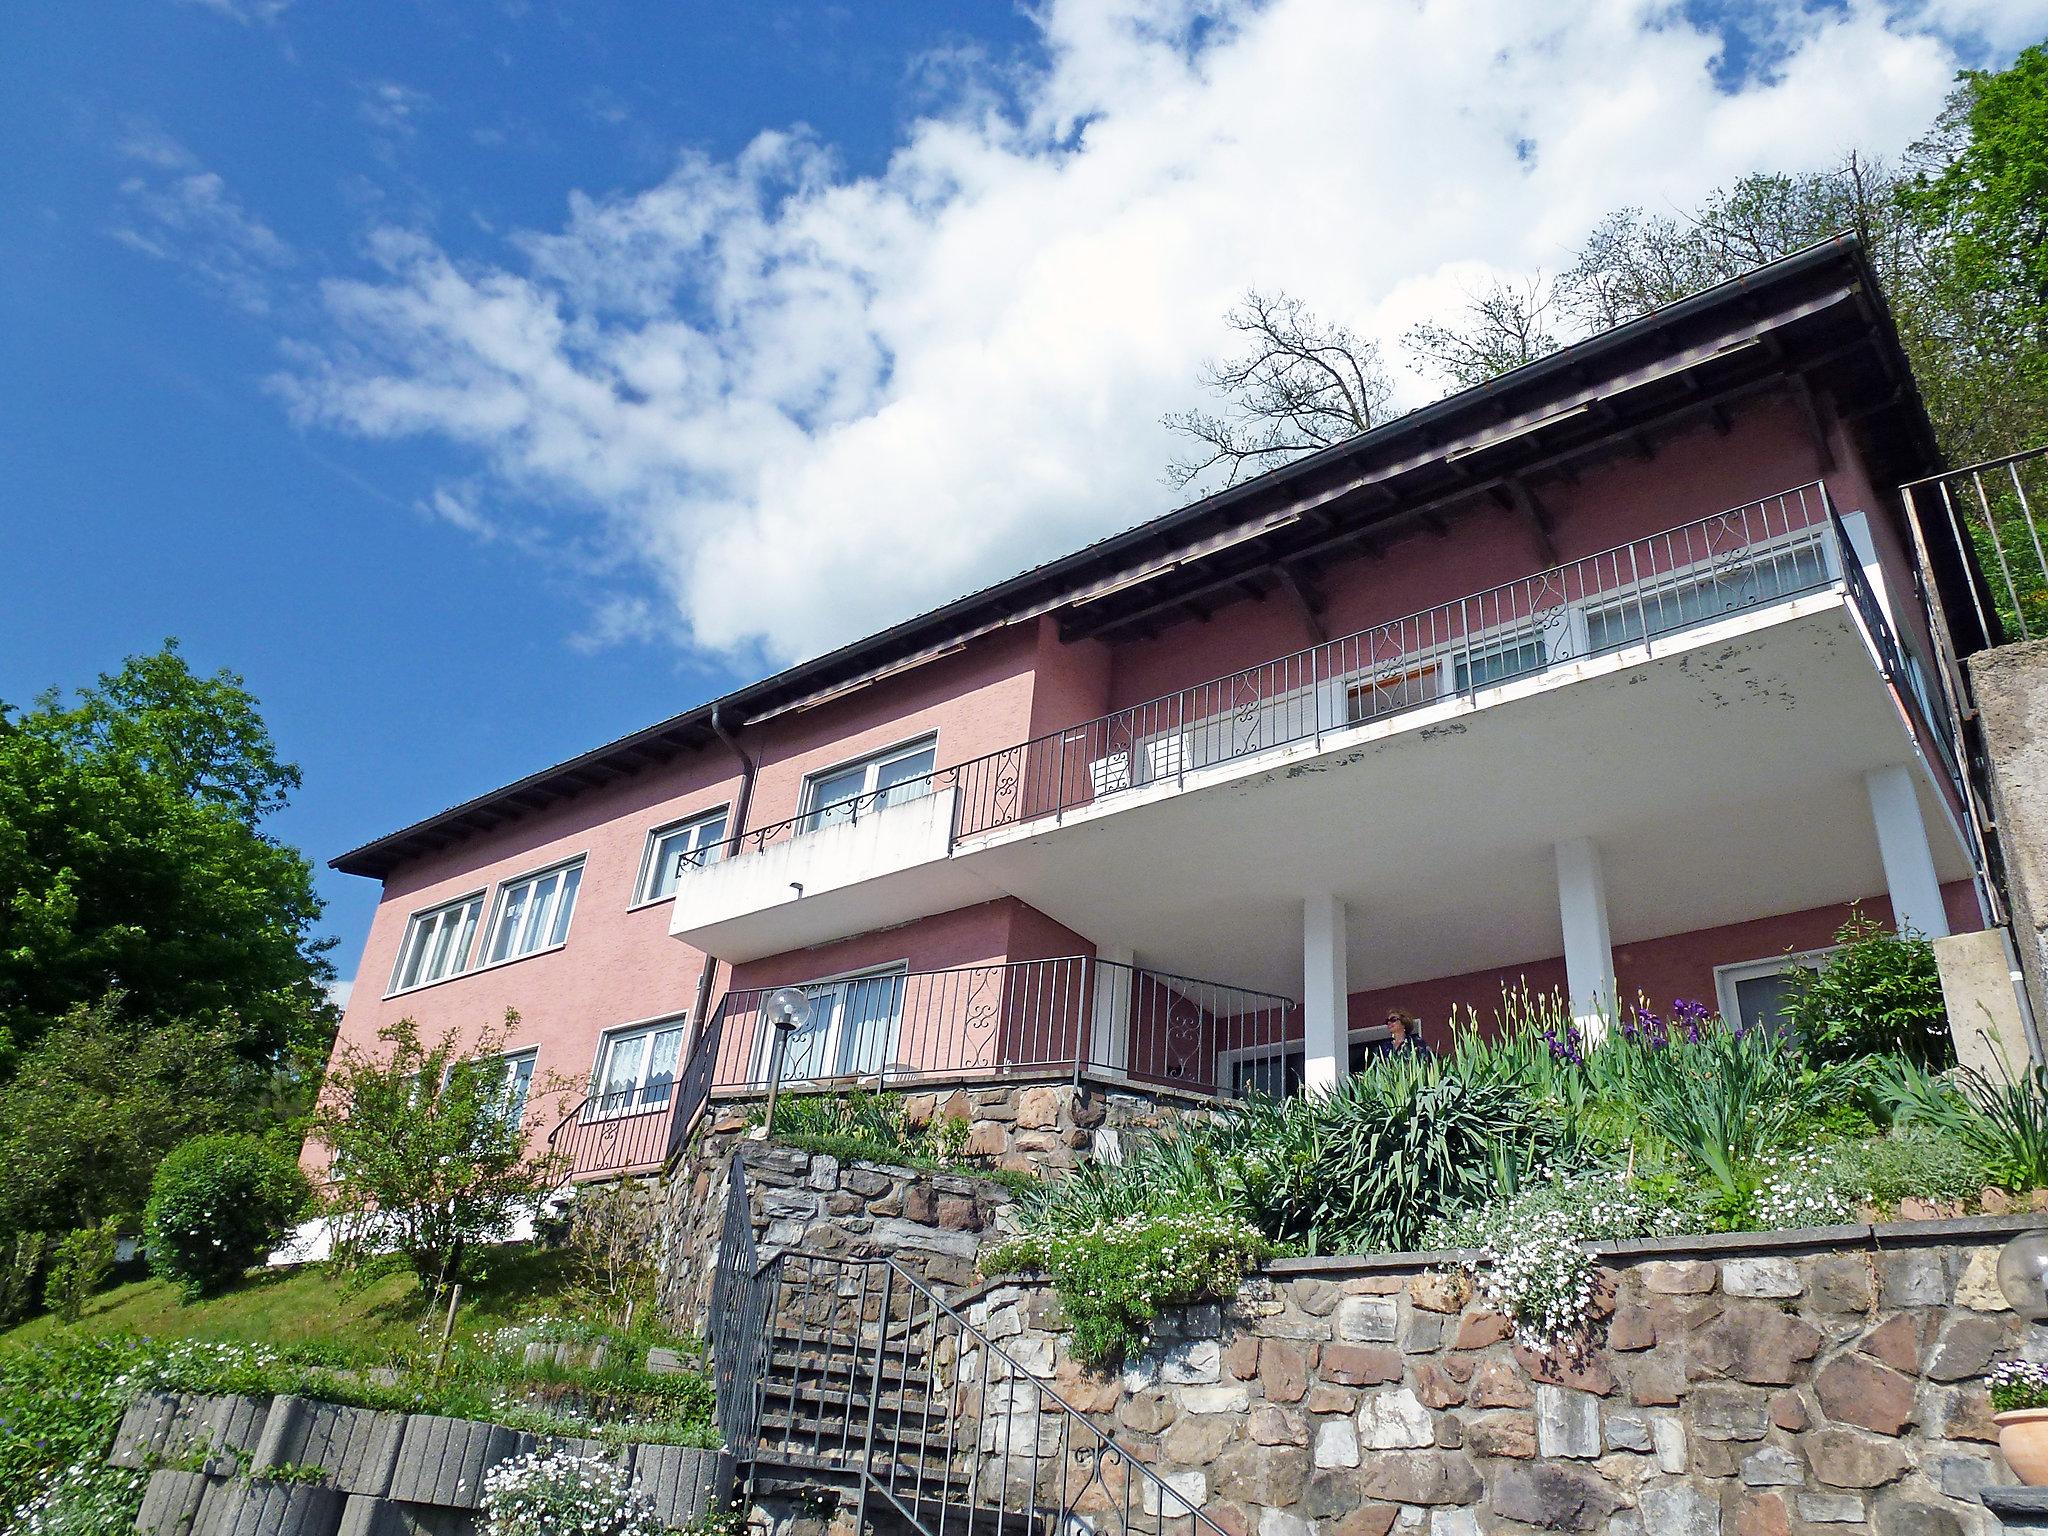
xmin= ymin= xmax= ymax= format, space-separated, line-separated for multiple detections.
xmin=2 ymin=0 xmax=2038 ymax=993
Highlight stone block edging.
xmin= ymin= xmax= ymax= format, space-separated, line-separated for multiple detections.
xmin=121 ymin=1392 xmax=732 ymax=1536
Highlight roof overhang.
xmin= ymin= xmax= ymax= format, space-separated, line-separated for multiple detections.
xmin=332 ymin=236 xmax=1947 ymax=882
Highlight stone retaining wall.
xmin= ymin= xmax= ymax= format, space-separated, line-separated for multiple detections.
xmin=964 ymin=1219 xmax=2048 ymax=1536
xmin=656 ymin=1139 xmax=1023 ymax=1332
xmin=112 ymin=1390 xmax=732 ymax=1536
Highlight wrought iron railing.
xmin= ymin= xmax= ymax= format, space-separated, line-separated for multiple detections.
xmin=1902 ymin=445 xmax=2048 ymax=649
xmin=711 ymin=1155 xmax=1226 ymax=1536
xmin=944 ymin=482 xmax=1840 ymax=839
xmin=706 ymin=956 xmax=1295 ymax=1102
xmin=547 ymin=956 xmax=1296 ymax=1180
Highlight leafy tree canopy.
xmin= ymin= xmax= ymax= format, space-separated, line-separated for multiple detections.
xmin=0 ymin=642 xmax=334 ymax=1077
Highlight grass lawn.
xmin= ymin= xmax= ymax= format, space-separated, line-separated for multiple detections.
xmin=0 ymin=1245 xmax=580 ymax=1360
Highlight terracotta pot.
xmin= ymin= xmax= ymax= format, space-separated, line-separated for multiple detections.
xmin=1996 ymin=1408 xmax=2048 ymax=1485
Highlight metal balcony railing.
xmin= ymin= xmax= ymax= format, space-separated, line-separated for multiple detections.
xmin=1902 ymin=445 xmax=2048 ymax=649
xmin=547 ymin=955 xmax=1297 ymax=1181
xmin=945 ymin=482 xmax=1845 ymax=839
xmin=667 ymin=480 xmax=1944 ymax=881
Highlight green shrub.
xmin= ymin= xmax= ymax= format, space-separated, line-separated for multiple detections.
xmin=144 ymin=1133 xmax=311 ymax=1299
xmin=984 ymin=1209 xmax=1272 ymax=1366
xmin=1017 ymin=1052 xmax=1571 ymax=1256
xmin=43 ymin=1219 xmax=121 ymax=1324
xmin=1788 ymin=911 xmax=1951 ymax=1068
xmin=756 ymin=1090 xmax=979 ymax=1171
xmin=0 ymin=1231 xmax=47 ymax=1327
xmin=1614 ymin=1024 xmax=1870 ymax=1202
xmin=1882 ymin=1056 xmax=2048 ymax=1191
xmin=1836 ymin=1125 xmax=1992 ymax=1210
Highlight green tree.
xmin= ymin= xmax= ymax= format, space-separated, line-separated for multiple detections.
xmin=312 ymin=1014 xmax=566 ymax=1300
xmin=0 ymin=996 xmax=273 ymax=1242
xmin=1899 ymin=44 xmax=2048 ymax=466
xmin=0 ymin=641 xmax=335 ymax=1076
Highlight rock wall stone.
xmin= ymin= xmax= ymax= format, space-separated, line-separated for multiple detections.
xmin=964 ymin=1221 xmax=2047 ymax=1536
xmin=1968 ymin=637 xmax=2048 ymax=1036
xmin=656 ymin=1137 xmax=1022 ymax=1333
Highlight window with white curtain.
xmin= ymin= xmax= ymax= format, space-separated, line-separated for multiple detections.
xmin=590 ymin=1017 xmax=688 ymax=1116
xmin=483 ymin=858 xmax=584 ymax=965
xmin=801 ymin=738 xmax=937 ymax=832
xmin=638 ymin=809 xmax=730 ymax=903
xmin=389 ymin=892 xmax=484 ymax=994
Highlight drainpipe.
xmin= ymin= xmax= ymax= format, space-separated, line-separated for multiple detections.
xmin=687 ymin=703 xmax=758 ymax=1050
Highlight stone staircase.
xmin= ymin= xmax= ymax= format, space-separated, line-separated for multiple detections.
xmin=711 ymin=1154 xmax=1219 ymax=1536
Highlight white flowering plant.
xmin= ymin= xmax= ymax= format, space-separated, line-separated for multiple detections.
xmin=481 ymin=1449 xmax=666 ymax=1536
xmin=982 ymin=1207 xmax=1271 ymax=1366
xmin=1424 ymin=1167 xmax=1697 ymax=1354
xmin=1743 ymin=1147 xmax=1863 ymax=1230
xmin=1992 ymin=1360 xmax=2048 ymax=1413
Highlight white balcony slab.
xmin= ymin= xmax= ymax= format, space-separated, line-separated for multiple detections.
xmin=949 ymin=594 xmax=1971 ymax=997
xmin=669 ymin=786 xmax=999 ymax=962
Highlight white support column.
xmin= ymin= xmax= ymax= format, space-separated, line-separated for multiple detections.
xmin=1555 ymin=837 xmax=1616 ymax=1037
xmin=1089 ymin=944 xmax=1135 ymax=1074
xmin=1866 ymin=764 xmax=1951 ymax=938
xmin=1303 ymin=893 xmax=1350 ymax=1092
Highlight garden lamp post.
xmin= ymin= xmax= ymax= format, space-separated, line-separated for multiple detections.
xmin=1999 ymin=1229 xmax=2048 ymax=1322
xmin=759 ymin=986 xmax=810 ymax=1140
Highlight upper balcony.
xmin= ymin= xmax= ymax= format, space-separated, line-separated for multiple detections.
xmin=672 ymin=482 xmax=1969 ymax=971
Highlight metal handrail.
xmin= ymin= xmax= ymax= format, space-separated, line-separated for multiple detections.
xmin=943 ymin=481 xmax=1840 ymax=839
xmin=546 ymin=955 xmax=1296 ymax=1181
xmin=713 ymin=1155 xmax=1227 ymax=1536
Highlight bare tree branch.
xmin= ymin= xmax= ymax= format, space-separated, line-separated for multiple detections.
xmin=1162 ymin=289 xmax=1395 ymax=495
xmin=1403 ymin=272 xmax=1564 ymax=393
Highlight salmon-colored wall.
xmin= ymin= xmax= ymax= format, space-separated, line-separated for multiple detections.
xmin=318 ymin=624 xmax=1053 ymax=1173
xmin=1352 ymin=880 xmax=1983 ymax=1048
xmin=320 ymin=377 xmax=1971 ymax=1162
xmin=1102 ymin=395 xmax=1853 ymax=711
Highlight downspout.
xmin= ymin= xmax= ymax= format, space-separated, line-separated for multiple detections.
xmin=687 ymin=703 xmax=757 ymax=1050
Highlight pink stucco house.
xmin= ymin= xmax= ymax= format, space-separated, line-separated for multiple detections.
xmin=320 ymin=239 xmax=1988 ymax=1180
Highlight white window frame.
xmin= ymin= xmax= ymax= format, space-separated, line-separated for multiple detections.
xmin=481 ymin=855 xmax=586 ymax=968
xmin=1713 ymin=947 xmax=1833 ymax=1034
xmin=754 ymin=962 xmax=911 ymax=1086
xmin=586 ymin=1012 xmax=691 ymax=1120
xmin=438 ymin=1046 xmax=538 ymax=1129
xmin=799 ymin=736 xmax=938 ymax=832
xmin=634 ymin=807 xmax=731 ymax=907
xmin=387 ymin=890 xmax=486 ymax=997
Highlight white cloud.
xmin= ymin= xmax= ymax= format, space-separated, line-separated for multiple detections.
xmin=279 ymin=0 xmax=2047 ymax=667
xmin=113 ymin=129 xmax=294 ymax=314
xmin=179 ymin=0 xmax=291 ymax=23
xmin=359 ymin=81 xmax=434 ymax=139
xmin=326 ymin=975 xmax=354 ymax=1013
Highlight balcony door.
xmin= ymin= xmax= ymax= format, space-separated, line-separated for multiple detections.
xmin=770 ymin=966 xmax=908 ymax=1084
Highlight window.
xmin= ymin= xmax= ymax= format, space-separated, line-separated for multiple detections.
xmin=389 ymin=893 xmax=484 ymax=994
xmin=759 ymin=966 xmax=907 ymax=1085
xmin=1584 ymin=534 xmax=1830 ymax=652
xmin=589 ymin=1017 xmax=688 ymax=1117
xmin=1714 ymin=952 xmax=1828 ymax=1036
xmin=1226 ymin=1046 xmax=1302 ymax=1099
xmin=639 ymin=809 xmax=730 ymax=903
xmin=801 ymin=737 xmax=937 ymax=832
xmin=483 ymin=858 xmax=584 ymax=965
xmin=443 ymin=1048 xmax=538 ymax=1129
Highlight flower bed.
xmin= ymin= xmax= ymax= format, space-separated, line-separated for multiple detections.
xmin=987 ymin=978 xmax=2048 ymax=1365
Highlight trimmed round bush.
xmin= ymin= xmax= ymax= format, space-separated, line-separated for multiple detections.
xmin=144 ymin=1134 xmax=310 ymax=1298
